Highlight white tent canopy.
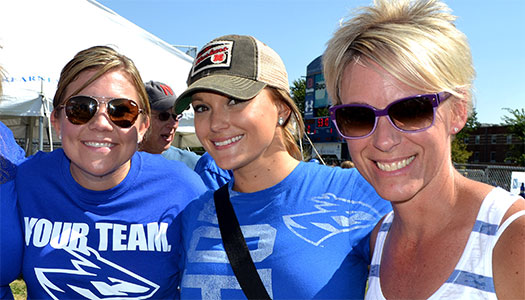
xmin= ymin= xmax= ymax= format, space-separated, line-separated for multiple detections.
xmin=0 ymin=0 xmax=200 ymax=154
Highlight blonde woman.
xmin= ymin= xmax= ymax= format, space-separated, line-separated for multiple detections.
xmin=324 ymin=0 xmax=525 ymax=298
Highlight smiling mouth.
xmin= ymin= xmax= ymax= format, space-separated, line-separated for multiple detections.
xmin=161 ymin=133 xmax=173 ymax=140
xmin=84 ymin=141 xmax=115 ymax=148
xmin=213 ymin=135 xmax=243 ymax=147
xmin=376 ymin=156 xmax=415 ymax=172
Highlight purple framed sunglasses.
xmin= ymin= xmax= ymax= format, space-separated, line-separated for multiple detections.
xmin=329 ymin=92 xmax=451 ymax=139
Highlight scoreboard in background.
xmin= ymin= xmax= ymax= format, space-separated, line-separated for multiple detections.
xmin=305 ymin=116 xmax=341 ymax=143
xmin=303 ymin=55 xmax=347 ymax=160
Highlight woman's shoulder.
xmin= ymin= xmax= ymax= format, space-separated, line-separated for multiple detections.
xmin=302 ymin=162 xmax=365 ymax=186
xmin=301 ymin=161 xmax=359 ymax=175
xmin=138 ymin=151 xmax=195 ymax=173
xmin=492 ymin=196 xmax=525 ymax=299
xmin=18 ymin=149 xmax=64 ymax=171
xmin=0 ymin=121 xmax=26 ymax=164
xmin=135 ymin=151 xmax=207 ymax=193
xmin=181 ymin=189 xmax=215 ymax=218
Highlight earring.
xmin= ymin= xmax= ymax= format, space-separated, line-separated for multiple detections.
xmin=453 ymin=127 xmax=459 ymax=133
xmin=278 ymin=116 xmax=284 ymax=126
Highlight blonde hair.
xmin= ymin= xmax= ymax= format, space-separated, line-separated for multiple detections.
xmin=340 ymin=160 xmax=355 ymax=168
xmin=53 ymin=45 xmax=150 ymax=117
xmin=267 ymin=87 xmax=305 ymax=161
xmin=323 ymin=0 xmax=475 ymax=113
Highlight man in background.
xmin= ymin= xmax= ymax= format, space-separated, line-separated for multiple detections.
xmin=139 ymin=80 xmax=200 ymax=169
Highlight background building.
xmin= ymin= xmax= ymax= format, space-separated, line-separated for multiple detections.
xmin=465 ymin=124 xmax=524 ymax=165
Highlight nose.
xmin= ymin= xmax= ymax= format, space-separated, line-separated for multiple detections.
xmin=87 ymin=102 xmax=114 ymax=131
xmin=372 ymin=116 xmax=401 ymax=152
xmin=166 ymin=115 xmax=178 ymax=129
xmin=210 ymin=108 xmax=229 ymax=132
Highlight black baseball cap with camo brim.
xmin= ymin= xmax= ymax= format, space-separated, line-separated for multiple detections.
xmin=174 ymin=34 xmax=290 ymax=114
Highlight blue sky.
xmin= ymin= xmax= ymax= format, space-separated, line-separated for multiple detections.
xmin=98 ymin=0 xmax=524 ymax=125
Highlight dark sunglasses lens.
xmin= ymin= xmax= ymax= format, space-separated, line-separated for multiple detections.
xmin=107 ymin=99 xmax=140 ymax=128
xmin=389 ymin=97 xmax=434 ymax=131
xmin=335 ymin=106 xmax=376 ymax=138
xmin=158 ymin=112 xmax=170 ymax=121
xmin=65 ymin=96 xmax=97 ymax=125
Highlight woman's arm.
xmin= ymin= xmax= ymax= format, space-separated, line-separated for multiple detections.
xmin=493 ymin=198 xmax=525 ymax=299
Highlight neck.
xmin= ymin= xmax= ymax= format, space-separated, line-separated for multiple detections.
xmin=232 ymin=151 xmax=299 ymax=193
xmin=389 ymin=168 xmax=490 ymax=239
xmin=70 ymin=161 xmax=131 ymax=191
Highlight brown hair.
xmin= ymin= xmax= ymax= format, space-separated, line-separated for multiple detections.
xmin=266 ymin=87 xmax=305 ymax=161
xmin=53 ymin=45 xmax=150 ymax=117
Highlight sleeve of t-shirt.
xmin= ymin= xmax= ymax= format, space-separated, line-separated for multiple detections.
xmin=0 ymin=121 xmax=26 ymax=183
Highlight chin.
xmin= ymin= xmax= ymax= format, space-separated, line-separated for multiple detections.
xmin=378 ymin=185 xmax=419 ymax=203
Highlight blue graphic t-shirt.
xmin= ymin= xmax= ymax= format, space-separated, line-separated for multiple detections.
xmin=0 ymin=122 xmax=26 ymax=299
xmin=193 ymin=152 xmax=232 ymax=190
xmin=160 ymin=146 xmax=201 ymax=170
xmin=16 ymin=149 xmax=206 ymax=299
xmin=180 ymin=162 xmax=392 ymax=299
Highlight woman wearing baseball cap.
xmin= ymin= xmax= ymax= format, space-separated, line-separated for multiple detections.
xmin=176 ymin=34 xmax=391 ymax=299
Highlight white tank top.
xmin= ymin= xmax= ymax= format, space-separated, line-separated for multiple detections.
xmin=365 ymin=187 xmax=524 ymax=300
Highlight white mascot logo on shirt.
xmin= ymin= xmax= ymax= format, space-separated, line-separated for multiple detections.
xmin=283 ymin=193 xmax=382 ymax=246
xmin=24 ymin=217 xmax=171 ymax=299
xmin=35 ymin=247 xmax=159 ymax=299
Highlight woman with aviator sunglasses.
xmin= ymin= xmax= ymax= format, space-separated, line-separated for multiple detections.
xmin=14 ymin=46 xmax=206 ymax=299
xmin=174 ymin=34 xmax=391 ymax=299
xmin=323 ymin=0 xmax=524 ymax=299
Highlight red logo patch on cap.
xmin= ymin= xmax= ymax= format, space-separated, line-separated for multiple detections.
xmin=191 ymin=40 xmax=233 ymax=77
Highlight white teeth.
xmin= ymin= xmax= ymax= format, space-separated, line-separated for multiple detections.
xmin=214 ymin=135 xmax=243 ymax=147
xmin=377 ymin=156 xmax=415 ymax=172
xmin=84 ymin=141 xmax=114 ymax=148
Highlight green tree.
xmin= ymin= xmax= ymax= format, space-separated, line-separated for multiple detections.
xmin=451 ymin=111 xmax=480 ymax=163
xmin=290 ymin=78 xmax=306 ymax=117
xmin=501 ymin=108 xmax=525 ymax=166
xmin=316 ymin=107 xmax=329 ymax=117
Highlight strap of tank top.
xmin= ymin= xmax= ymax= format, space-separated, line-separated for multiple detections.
xmin=495 ymin=210 xmax=525 ymax=239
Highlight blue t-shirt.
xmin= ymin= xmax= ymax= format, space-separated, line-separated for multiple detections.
xmin=16 ymin=149 xmax=206 ymax=299
xmin=0 ymin=122 xmax=26 ymax=299
xmin=180 ymin=162 xmax=392 ymax=299
xmin=193 ymin=152 xmax=232 ymax=190
xmin=161 ymin=146 xmax=201 ymax=170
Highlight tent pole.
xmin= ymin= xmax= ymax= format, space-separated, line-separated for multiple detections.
xmin=42 ymin=94 xmax=53 ymax=151
xmin=39 ymin=116 xmax=44 ymax=151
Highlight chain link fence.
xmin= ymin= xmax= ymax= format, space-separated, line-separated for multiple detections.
xmin=454 ymin=163 xmax=525 ymax=191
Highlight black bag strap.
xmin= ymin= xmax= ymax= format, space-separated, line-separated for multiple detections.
xmin=214 ymin=184 xmax=271 ymax=300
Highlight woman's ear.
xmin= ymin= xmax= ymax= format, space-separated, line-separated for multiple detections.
xmin=277 ymin=102 xmax=292 ymax=123
xmin=51 ymin=110 xmax=62 ymax=139
xmin=450 ymin=91 xmax=469 ymax=134
xmin=137 ymin=115 xmax=150 ymax=144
